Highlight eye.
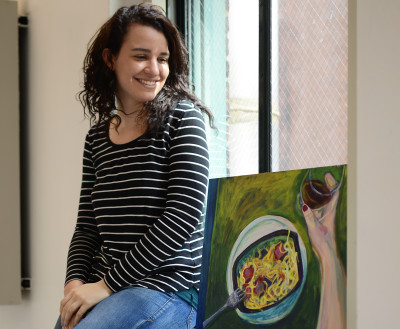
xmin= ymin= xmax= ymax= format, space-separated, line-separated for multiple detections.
xmin=133 ymin=54 xmax=147 ymax=60
xmin=158 ymin=57 xmax=169 ymax=63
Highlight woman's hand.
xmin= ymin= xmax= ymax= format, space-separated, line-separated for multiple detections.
xmin=64 ymin=279 xmax=84 ymax=296
xmin=60 ymin=279 xmax=112 ymax=329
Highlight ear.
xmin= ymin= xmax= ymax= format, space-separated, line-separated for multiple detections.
xmin=102 ymin=48 xmax=114 ymax=70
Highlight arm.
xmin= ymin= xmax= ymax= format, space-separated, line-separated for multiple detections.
xmin=317 ymin=241 xmax=346 ymax=329
xmin=103 ymin=104 xmax=209 ymax=292
xmin=65 ymin=132 xmax=101 ymax=284
xmin=302 ymin=189 xmax=346 ymax=329
xmin=60 ymin=132 xmax=104 ymax=328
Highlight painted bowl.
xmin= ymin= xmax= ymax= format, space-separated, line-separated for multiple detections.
xmin=226 ymin=215 xmax=307 ymax=325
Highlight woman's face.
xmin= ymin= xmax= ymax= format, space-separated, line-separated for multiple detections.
xmin=110 ymin=23 xmax=170 ymax=110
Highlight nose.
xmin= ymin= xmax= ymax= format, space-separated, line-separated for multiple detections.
xmin=144 ymin=58 xmax=159 ymax=75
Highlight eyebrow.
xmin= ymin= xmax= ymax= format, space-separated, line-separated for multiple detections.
xmin=131 ymin=48 xmax=170 ymax=56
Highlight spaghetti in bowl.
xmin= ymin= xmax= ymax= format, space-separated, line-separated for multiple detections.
xmin=226 ymin=216 xmax=307 ymax=325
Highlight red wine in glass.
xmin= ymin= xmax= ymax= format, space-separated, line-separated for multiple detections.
xmin=301 ymin=179 xmax=332 ymax=210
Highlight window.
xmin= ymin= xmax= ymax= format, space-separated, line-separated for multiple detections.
xmin=168 ymin=0 xmax=348 ymax=177
xmin=272 ymin=0 xmax=348 ymax=171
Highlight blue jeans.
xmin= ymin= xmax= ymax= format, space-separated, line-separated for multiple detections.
xmin=54 ymin=287 xmax=196 ymax=329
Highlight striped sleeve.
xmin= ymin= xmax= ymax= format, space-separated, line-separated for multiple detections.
xmin=65 ymin=132 xmax=101 ymax=284
xmin=104 ymin=104 xmax=209 ymax=292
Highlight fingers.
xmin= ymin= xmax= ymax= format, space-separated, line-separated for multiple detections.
xmin=60 ymin=301 xmax=79 ymax=328
xmin=60 ymin=295 xmax=69 ymax=324
xmin=73 ymin=305 xmax=89 ymax=326
xmin=66 ymin=320 xmax=76 ymax=329
xmin=302 ymin=203 xmax=317 ymax=229
xmin=302 ymin=203 xmax=330 ymax=236
xmin=324 ymin=191 xmax=340 ymax=229
xmin=61 ymin=303 xmax=87 ymax=328
xmin=330 ymin=189 xmax=339 ymax=207
xmin=64 ymin=322 xmax=72 ymax=329
xmin=60 ymin=280 xmax=86 ymax=328
xmin=60 ymin=291 xmax=83 ymax=328
xmin=63 ymin=309 xmax=86 ymax=329
xmin=59 ymin=293 xmax=69 ymax=313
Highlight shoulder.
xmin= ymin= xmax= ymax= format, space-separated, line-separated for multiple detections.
xmin=163 ymin=101 xmax=207 ymax=140
xmin=170 ymin=100 xmax=206 ymax=126
xmin=84 ymin=123 xmax=108 ymax=147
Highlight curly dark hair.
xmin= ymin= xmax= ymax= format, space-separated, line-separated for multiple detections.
xmin=79 ymin=3 xmax=214 ymax=131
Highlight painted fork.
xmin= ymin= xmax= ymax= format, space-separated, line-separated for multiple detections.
xmin=202 ymin=288 xmax=246 ymax=328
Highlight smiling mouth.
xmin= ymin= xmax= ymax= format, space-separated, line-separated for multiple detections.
xmin=137 ymin=79 xmax=158 ymax=86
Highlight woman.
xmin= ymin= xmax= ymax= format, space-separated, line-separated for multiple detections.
xmin=55 ymin=3 xmax=213 ymax=329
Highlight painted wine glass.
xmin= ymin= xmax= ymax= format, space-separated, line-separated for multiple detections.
xmin=298 ymin=166 xmax=344 ymax=222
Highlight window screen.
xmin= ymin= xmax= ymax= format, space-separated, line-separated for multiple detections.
xmin=272 ymin=0 xmax=348 ymax=171
xmin=174 ymin=0 xmax=348 ymax=177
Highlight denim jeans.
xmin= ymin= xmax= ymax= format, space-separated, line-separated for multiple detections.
xmin=54 ymin=286 xmax=196 ymax=329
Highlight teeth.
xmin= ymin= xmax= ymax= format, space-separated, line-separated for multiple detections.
xmin=138 ymin=79 xmax=156 ymax=86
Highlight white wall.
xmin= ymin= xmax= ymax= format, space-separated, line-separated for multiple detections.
xmin=348 ymin=0 xmax=400 ymax=328
xmin=0 ymin=0 xmax=399 ymax=328
xmin=0 ymin=0 xmax=108 ymax=327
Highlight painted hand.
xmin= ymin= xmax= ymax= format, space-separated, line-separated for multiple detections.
xmin=302 ymin=172 xmax=340 ymax=260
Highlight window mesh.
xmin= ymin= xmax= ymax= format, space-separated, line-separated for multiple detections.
xmin=272 ymin=0 xmax=348 ymax=171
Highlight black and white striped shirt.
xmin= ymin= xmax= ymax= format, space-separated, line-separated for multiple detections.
xmin=65 ymin=101 xmax=209 ymax=293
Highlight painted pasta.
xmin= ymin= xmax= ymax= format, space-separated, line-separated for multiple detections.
xmin=237 ymin=232 xmax=300 ymax=310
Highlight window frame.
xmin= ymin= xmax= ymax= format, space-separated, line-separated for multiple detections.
xmin=168 ymin=0 xmax=273 ymax=174
xmin=258 ymin=0 xmax=272 ymax=173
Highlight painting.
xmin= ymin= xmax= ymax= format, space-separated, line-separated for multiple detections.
xmin=196 ymin=165 xmax=347 ymax=329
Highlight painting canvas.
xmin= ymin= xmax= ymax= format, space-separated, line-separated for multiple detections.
xmin=196 ymin=165 xmax=347 ymax=329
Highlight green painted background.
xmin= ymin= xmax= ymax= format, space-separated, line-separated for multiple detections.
xmin=202 ymin=166 xmax=347 ymax=329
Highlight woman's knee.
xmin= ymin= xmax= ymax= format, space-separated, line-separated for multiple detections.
xmin=137 ymin=294 xmax=197 ymax=329
xmin=72 ymin=287 xmax=196 ymax=329
xmin=73 ymin=287 xmax=172 ymax=329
